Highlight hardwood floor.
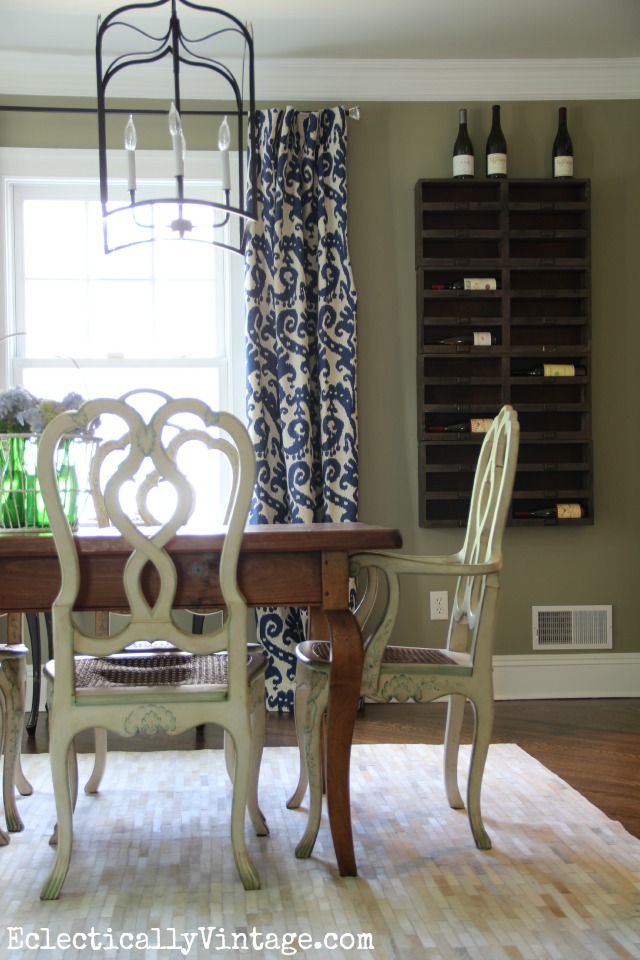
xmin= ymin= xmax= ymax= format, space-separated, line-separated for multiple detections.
xmin=22 ymin=698 xmax=640 ymax=841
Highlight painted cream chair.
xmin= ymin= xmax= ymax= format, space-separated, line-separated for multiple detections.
xmin=83 ymin=395 xmax=236 ymax=794
xmin=37 ymin=396 xmax=267 ymax=898
xmin=288 ymin=405 xmax=519 ymax=859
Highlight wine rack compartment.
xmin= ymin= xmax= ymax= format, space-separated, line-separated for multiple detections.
xmin=416 ymin=178 xmax=592 ymax=528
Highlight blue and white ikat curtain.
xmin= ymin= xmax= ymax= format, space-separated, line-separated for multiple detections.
xmin=244 ymin=106 xmax=358 ymax=711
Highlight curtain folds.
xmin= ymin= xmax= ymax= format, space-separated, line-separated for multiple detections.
xmin=244 ymin=106 xmax=358 ymax=710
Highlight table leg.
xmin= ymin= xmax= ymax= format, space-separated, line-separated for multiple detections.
xmin=25 ymin=613 xmax=42 ymax=735
xmin=323 ymin=607 xmax=363 ymax=877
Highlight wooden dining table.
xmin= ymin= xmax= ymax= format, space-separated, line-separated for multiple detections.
xmin=0 ymin=520 xmax=402 ymax=875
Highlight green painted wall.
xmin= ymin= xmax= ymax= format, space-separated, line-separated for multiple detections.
xmin=1 ymin=95 xmax=639 ymax=657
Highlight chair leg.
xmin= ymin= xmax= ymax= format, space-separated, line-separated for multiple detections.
xmin=286 ymin=672 xmax=310 ymax=809
xmin=40 ymin=732 xmax=76 ymax=899
xmin=226 ymin=724 xmax=261 ymax=891
xmin=0 ymin=651 xmax=29 ymax=832
xmin=294 ymin=669 xmax=329 ymax=860
xmin=83 ymin=611 xmax=111 ymax=794
xmin=84 ymin=728 xmax=108 ymax=794
xmin=247 ymin=675 xmax=268 ymax=836
xmin=0 ymin=698 xmax=7 ymax=845
xmin=443 ymin=693 xmax=466 ymax=810
xmin=223 ymin=680 xmax=269 ymax=838
xmin=466 ymin=696 xmax=493 ymax=851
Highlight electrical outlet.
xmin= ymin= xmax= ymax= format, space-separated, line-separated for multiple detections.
xmin=430 ymin=590 xmax=448 ymax=621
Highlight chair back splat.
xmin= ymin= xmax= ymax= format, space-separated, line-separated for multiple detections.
xmin=289 ymin=405 xmax=520 ymax=859
xmin=37 ymin=395 xmax=267 ymax=898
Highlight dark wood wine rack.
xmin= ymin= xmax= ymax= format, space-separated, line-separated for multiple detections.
xmin=416 ymin=178 xmax=592 ymax=527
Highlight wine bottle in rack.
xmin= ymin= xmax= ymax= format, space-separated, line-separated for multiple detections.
xmin=428 ymin=418 xmax=494 ymax=434
xmin=430 ymin=277 xmax=500 ymax=291
xmin=424 ymin=332 xmax=497 ymax=346
xmin=513 ymin=503 xmax=585 ymax=519
xmin=521 ymin=363 xmax=586 ymax=377
xmin=552 ymin=107 xmax=573 ymax=178
xmin=452 ymin=108 xmax=474 ymax=179
xmin=486 ymin=105 xmax=507 ymax=179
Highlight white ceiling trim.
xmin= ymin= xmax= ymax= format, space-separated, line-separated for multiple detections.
xmin=0 ymin=51 xmax=638 ymax=101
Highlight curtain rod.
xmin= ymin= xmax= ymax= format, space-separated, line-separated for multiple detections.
xmin=0 ymin=105 xmax=231 ymax=117
xmin=0 ymin=104 xmax=360 ymax=118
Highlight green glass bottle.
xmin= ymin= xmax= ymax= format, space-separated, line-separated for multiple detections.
xmin=1 ymin=436 xmax=28 ymax=529
xmin=56 ymin=438 xmax=79 ymax=528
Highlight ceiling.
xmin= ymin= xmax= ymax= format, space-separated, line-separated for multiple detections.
xmin=1 ymin=0 xmax=639 ymax=101
xmin=2 ymin=0 xmax=640 ymax=59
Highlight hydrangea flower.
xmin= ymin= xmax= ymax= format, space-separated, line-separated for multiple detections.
xmin=0 ymin=387 xmax=86 ymax=434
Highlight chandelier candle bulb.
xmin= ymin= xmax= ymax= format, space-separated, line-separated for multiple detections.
xmin=169 ymin=102 xmax=184 ymax=178
xmin=218 ymin=115 xmax=232 ymax=192
xmin=124 ymin=115 xmax=137 ymax=193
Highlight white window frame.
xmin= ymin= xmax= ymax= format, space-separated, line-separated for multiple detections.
xmin=0 ymin=146 xmax=246 ymax=419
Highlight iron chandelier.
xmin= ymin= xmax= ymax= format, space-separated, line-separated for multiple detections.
xmin=96 ymin=0 xmax=257 ymax=255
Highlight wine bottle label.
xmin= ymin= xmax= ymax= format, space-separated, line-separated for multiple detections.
xmin=487 ymin=153 xmax=507 ymax=176
xmin=543 ymin=363 xmax=575 ymax=377
xmin=556 ymin=503 xmax=582 ymax=519
xmin=464 ymin=278 xmax=497 ymax=290
xmin=453 ymin=155 xmax=474 ymax=177
xmin=470 ymin=418 xmax=493 ymax=433
xmin=473 ymin=332 xmax=492 ymax=346
xmin=554 ymin=156 xmax=574 ymax=177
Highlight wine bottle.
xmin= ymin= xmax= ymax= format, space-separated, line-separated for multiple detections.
xmin=428 ymin=418 xmax=494 ymax=434
xmin=430 ymin=278 xmax=501 ymax=291
xmin=514 ymin=503 xmax=585 ymax=519
xmin=452 ymin=108 xmax=474 ymax=179
xmin=486 ymin=105 xmax=507 ymax=179
xmin=425 ymin=332 xmax=497 ymax=346
xmin=552 ymin=107 xmax=573 ymax=179
xmin=521 ymin=363 xmax=586 ymax=377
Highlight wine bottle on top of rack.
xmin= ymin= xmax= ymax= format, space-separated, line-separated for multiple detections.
xmin=424 ymin=332 xmax=497 ymax=346
xmin=521 ymin=363 xmax=586 ymax=377
xmin=513 ymin=504 xmax=585 ymax=519
xmin=452 ymin=108 xmax=474 ymax=179
xmin=486 ymin=105 xmax=507 ymax=179
xmin=552 ymin=107 xmax=574 ymax=179
xmin=428 ymin=419 xmax=494 ymax=434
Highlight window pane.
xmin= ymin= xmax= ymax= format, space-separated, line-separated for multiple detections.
xmin=23 ymin=200 xmax=88 ymax=278
xmin=153 ymin=235 xmax=217 ymax=280
xmin=22 ymin=365 xmax=221 ymax=407
xmin=154 ymin=280 xmax=218 ymax=356
xmin=24 ymin=280 xmax=90 ymax=356
xmin=88 ymin=280 xmax=154 ymax=356
xmin=87 ymin=203 xmax=154 ymax=280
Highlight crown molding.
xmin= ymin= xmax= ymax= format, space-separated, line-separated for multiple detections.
xmin=1 ymin=51 xmax=639 ymax=102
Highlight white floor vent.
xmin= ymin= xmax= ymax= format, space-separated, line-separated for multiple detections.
xmin=532 ymin=605 xmax=613 ymax=650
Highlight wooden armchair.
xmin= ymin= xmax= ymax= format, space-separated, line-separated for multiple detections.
xmin=288 ymin=405 xmax=519 ymax=858
xmin=37 ymin=396 xmax=267 ymax=898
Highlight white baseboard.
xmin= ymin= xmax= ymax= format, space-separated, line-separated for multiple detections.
xmin=23 ymin=653 xmax=640 ymax=719
xmin=493 ymin=653 xmax=640 ymax=699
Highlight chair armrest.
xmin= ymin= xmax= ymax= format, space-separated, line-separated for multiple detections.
xmin=350 ymin=550 xmax=502 ymax=579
